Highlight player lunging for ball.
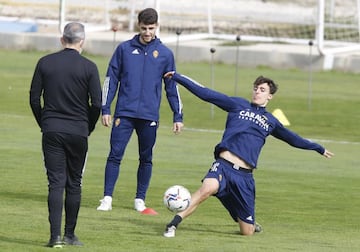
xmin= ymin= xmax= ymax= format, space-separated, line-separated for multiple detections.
xmin=163 ymin=72 xmax=334 ymax=237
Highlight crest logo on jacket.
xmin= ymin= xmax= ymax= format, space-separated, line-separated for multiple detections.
xmin=152 ymin=50 xmax=159 ymax=58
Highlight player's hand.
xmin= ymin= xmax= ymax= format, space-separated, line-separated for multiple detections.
xmin=164 ymin=71 xmax=175 ymax=79
xmin=102 ymin=114 xmax=112 ymax=127
xmin=323 ymin=149 xmax=334 ymax=158
xmin=173 ymin=122 xmax=184 ymax=134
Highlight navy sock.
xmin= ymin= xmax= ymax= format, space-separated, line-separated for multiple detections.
xmin=167 ymin=215 xmax=183 ymax=228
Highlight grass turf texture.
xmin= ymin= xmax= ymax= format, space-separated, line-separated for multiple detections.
xmin=0 ymin=49 xmax=359 ymax=251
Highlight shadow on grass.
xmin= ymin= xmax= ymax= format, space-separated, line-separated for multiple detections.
xmin=0 ymin=234 xmax=44 ymax=247
xmin=126 ymin=216 xmax=241 ymax=237
xmin=0 ymin=190 xmax=45 ymax=203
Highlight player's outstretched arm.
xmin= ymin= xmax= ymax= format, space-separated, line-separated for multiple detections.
xmin=323 ymin=149 xmax=334 ymax=158
xmin=164 ymin=72 xmax=236 ymax=112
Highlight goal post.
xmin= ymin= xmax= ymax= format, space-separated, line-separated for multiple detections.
xmin=317 ymin=0 xmax=360 ymax=55
xmin=315 ymin=0 xmax=360 ymax=69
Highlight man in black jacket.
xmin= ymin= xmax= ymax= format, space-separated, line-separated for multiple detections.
xmin=29 ymin=22 xmax=102 ymax=248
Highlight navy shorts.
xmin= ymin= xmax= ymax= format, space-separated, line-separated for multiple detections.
xmin=204 ymin=158 xmax=256 ymax=224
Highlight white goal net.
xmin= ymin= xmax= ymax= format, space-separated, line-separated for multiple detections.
xmin=122 ymin=0 xmax=360 ymax=58
xmin=1 ymin=0 xmax=359 ymax=58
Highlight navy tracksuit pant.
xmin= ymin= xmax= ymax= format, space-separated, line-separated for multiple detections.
xmin=102 ymin=117 xmax=158 ymax=200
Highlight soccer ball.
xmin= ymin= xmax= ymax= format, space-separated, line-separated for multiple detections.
xmin=163 ymin=185 xmax=191 ymax=212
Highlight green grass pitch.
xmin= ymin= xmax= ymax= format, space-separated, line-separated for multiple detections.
xmin=0 ymin=49 xmax=359 ymax=251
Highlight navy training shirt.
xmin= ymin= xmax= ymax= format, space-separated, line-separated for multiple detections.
xmin=172 ymin=73 xmax=325 ymax=168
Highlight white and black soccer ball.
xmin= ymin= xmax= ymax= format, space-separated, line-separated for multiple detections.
xmin=163 ymin=185 xmax=191 ymax=212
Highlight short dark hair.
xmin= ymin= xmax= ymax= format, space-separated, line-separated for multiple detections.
xmin=253 ymin=76 xmax=278 ymax=94
xmin=138 ymin=8 xmax=158 ymax=25
xmin=62 ymin=22 xmax=85 ymax=44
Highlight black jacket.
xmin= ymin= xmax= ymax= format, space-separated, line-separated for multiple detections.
xmin=30 ymin=48 xmax=102 ymax=137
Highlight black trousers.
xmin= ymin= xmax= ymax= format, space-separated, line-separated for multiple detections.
xmin=42 ymin=132 xmax=87 ymax=239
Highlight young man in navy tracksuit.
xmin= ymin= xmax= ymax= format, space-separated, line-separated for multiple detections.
xmin=163 ymin=72 xmax=334 ymax=237
xmin=97 ymin=8 xmax=184 ymax=214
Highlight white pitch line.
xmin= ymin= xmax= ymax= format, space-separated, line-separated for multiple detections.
xmin=2 ymin=114 xmax=358 ymax=146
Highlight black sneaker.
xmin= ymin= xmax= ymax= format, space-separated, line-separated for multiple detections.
xmin=255 ymin=222 xmax=263 ymax=233
xmin=46 ymin=235 xmax=63 ymax=248
xmin=63 ymin=235 xmax=83 ymax=246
